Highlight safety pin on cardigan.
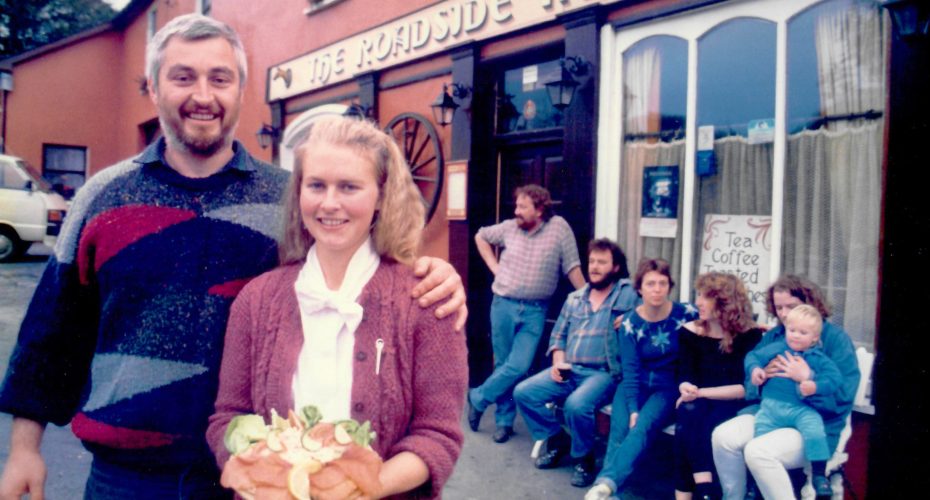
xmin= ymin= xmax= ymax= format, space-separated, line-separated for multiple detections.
xmin=375 ymin=338 xmax=384 ymax=375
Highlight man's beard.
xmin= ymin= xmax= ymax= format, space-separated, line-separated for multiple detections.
xmin=516 ymin=216 xmax=537 ymax=230
xmin=590 ymin=270 xmax=619 ymax=290
xmin=161 ymin=115 xmax=233 ymax=157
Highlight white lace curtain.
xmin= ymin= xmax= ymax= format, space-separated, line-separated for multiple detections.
xmin=784 ymin=2 xmax=886 ymax=346
xmin=618 ymin=141 xmax=687 ymax=282
xmin=615 ymin=1 xmax=886 ymax=345
xmin=617 ymin=46 xmax=688 ymax=286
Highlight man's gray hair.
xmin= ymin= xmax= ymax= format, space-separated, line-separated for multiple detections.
xmin=145 ymin=14 xmax=247 ymax=92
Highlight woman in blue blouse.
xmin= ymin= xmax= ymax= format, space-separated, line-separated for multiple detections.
xmin=586 ymin=258 xmax=698 ymax=500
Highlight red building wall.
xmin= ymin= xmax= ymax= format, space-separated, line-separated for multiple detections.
xmin=4 ymin=32 xmax=124 ymax=174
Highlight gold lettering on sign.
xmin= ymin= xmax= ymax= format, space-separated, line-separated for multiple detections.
xmin=464 ymin=0 xmax=488 ymax=32
xmin=270 ymin=0 xmax=616 ymax=101
xmin=491 ymin=0 xmax=514 ymax=22
xmin=411 ymin=18 xmax=431 ymax=49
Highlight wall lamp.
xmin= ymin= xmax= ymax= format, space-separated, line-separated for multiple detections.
xmin=256 ymin=123 xmax=280 ymax=149
xmin=343 ymin=103 xmax=372 ymax=120
xmin=545 ymin=56 xmax=591 ymax=111
xmin=882 ymin=0 xmax=930 ymax=39
xmin=431 ymin=83 xmax=471 ymax=126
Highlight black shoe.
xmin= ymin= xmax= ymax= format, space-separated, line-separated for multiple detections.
xmin=812 ymin=475 xmax=833 ymax=498
xmin=534 ymin=447 xmax=568 ymax=469
xmin=492 ymin=426 xmax=514 ymax=443
xmin=570 ymin=458 xmax=597 ymax=488
xmin=466 ymin=398 xmax=483 ymax=432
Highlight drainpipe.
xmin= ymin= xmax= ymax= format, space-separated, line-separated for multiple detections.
xmin=0 ymin=68 xmax=11 ymax=154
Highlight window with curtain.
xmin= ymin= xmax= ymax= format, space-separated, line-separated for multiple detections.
xmin=616 ymin=36 xmax=688 ymax=290
xmin=43 ymin=144 xmax=86 ymax=200
xmin=609 ymin=0 xmax=885 ymax=346
xmin=691 ymin=18 xmax=776 ymax=319
xmin=784 ymin=0 xmax=885 ymax=347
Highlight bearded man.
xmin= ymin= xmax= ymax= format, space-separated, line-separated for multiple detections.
xmin=513 ymin=238 xmax=638 ymax=488
xmin=468 ymin=184 xmax=585 ymax=444
xmin=0 ymin=14 xmax=465 ymax=499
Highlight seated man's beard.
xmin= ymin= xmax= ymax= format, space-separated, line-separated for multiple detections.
xmin=590 ymin=271 xmax=619 ymax=290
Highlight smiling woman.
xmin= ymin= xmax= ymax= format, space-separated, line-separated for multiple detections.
xmin=208 ymin=116 xmax=468 ymax=499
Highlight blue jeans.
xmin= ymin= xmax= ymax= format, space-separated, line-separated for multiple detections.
xmin=84 ymin=457 xmax=230 ymax=499
xmin=595 ymin=385 xmax=676 ymax=493
xmin=469 ymin=294 xmax=547 ymax=427
xmin=754 ymin=398 xmax=830 ymax=462
xmin=514 ymin=365 xmax=616 ymax=458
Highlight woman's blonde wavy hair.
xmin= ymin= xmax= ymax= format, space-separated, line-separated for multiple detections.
xmin=694 ymin=271 xmax=757 ymax=353
xmin=278 ymin=116 xmax=424 ymax=266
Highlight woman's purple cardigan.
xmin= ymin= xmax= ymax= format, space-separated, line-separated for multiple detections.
xmin=206 ymin=262 xmax=468 ymax=498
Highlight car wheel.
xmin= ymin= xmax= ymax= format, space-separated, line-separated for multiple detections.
xmin=0 ymin=228 xmax=27 ymax=263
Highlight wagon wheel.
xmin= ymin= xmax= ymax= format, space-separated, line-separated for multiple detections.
xmin=385 ymin=113 xmax=444 ymax=224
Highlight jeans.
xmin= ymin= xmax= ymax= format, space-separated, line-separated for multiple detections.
xmin=514 ymin=365 xmax=616 ymax=458
xmin=469 ymin=295 xmax=547 ymax=427
xmin=594 ymin=384 xmax=676 ymax=493
xmin=754 ymin=399 xmax=829 ymax=462
xmin=83 ymin=457 xmax=230 ymax=500
xmin=712 ymin=413 xmax=807 ymax=500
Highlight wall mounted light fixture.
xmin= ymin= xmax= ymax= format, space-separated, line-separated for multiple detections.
xmin=343 ymin=103 xmax=372 ymax=120
xmin=882 ymin=0 xmax=930 ymax=39
xmin=256 ymin=123 xmax=280 ymax=149
xmin=545 ymin=56 xmax=591 ymax=110
xmin=431 ymin=83 xmax=471 ymax=126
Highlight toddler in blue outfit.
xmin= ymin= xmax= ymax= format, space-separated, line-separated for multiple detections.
xmin=745 ymin=304 xmax=842 ymax=498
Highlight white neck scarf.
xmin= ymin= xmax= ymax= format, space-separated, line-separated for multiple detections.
xmin=294 ymin=239 xmax=381 ymax=329
xmin=292 ymin=238 xmax=380 ymax=420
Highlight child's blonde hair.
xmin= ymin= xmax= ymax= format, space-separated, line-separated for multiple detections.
xmin=785 ymin=304 xmax=823 ymax=339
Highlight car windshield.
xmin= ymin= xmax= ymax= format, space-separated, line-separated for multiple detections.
xmin=16 ymin=159 xmax=55 ymax=192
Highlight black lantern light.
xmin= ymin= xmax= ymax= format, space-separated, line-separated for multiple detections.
xmin=431 ymin=83 xmax=470 ymax=126
xmin=343 ymin=103 xmax=372 ymax=120
xmin=256 ymin=123 xmax=279 ymax=149
xmin=882 ymin=0 xmax=930 ymax=39
xmin=545 ymin=56 xmax=590 ymax=111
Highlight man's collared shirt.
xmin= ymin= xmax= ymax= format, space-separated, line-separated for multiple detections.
xmin=477 ymin=215 xmax=580 ymax=300
xmin=547 ymin=279 xmax=638 ymax=368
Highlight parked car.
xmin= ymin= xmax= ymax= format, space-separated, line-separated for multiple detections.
xmin=0 ymin=153 xmax=68 ymax=262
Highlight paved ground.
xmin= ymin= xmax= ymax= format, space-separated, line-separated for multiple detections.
xmin=0 ymin=244 xmax=93 ymax=499
xmin=0 ymin=245 xmax=675 ymax=499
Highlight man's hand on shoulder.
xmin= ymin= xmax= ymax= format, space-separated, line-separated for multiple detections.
xmin=411 ymin=256 xmax=468 ymax=332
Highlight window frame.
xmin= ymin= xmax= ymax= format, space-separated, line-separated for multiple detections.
xmin=42 ymin=143 xmax=87 ymax=200
xmin=597 ymin=0 xmax=834 ymax=304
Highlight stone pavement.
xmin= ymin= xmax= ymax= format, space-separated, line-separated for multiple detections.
xmin=0 ymin=245 xmax=676 ymax=499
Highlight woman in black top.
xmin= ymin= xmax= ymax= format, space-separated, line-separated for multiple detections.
xmin=674 ymin=272 xmax=763 ymax=500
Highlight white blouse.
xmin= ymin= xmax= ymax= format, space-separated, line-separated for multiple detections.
xmin=292 ymin=238 xmax=380 ymax=421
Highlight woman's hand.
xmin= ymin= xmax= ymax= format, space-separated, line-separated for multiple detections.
xmin=310 ymin=478 xmax=369 ymax=500
xmin=799 ymin=380 xmax=818 ymax=397
xmin=676 ymin=382 xmax=699 ymax=408
xmin=411 ymin=257 xmax=467 ymax=331
xmin=771 ymin=351 xmax=812 ymax=383
xmin=628 ymin=412 xmax=639 ymax=429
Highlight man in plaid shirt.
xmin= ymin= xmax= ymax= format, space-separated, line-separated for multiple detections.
xmin=468 ymin=184 xmax=585 ymax=445
xmin=514 ymin=239 xmax=638 ymax=488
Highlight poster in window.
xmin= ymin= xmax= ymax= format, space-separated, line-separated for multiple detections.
xmin=639 ymin=165 xmax=679 ymax=238
xmin=698 ymin=214 xmax=773 ymax=322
